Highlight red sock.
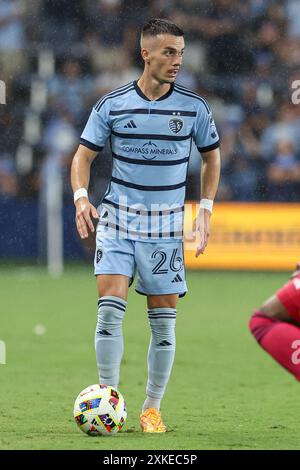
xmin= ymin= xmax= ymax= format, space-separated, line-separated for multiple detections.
xmin=249 ymin=312 xmax=300 ymax=381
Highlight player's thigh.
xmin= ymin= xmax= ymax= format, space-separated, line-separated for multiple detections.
xmin=135 ymin=240 xmax=187 ymax=299
xmin=96 ymin=274 xmax=130 ymax=300
xmin=94 ymin=234 xmax=136 ymax=301
xmin=147 ymin=293 xmax=178 ymax=309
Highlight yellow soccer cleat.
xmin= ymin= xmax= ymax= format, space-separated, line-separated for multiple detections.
xmin=140 ymin=408 xmax=167 ymax=433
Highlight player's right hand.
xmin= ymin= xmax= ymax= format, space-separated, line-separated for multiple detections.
xmin=75 ymin=197 xmax=99 ymax=239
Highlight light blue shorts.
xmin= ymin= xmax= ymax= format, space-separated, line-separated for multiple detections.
xmin=94 ymin=234 xmax=187 ymax=298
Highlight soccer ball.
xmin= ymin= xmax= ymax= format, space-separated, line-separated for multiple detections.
xmin=73 ymin=384 xmax=127 ymax=436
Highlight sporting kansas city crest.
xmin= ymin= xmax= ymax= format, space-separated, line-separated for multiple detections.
xmin=96 ymin=249 xmax=103 ymax=263
xmin=168 ymin=118 xmax=184 ymax=134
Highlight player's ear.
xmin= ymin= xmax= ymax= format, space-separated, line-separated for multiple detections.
xmin=141 ymin=48 xmax=150 ymax=64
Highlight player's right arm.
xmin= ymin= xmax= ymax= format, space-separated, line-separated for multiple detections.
xmin=71 ymin=99 xmax=112 ymax=239
xmin=71 ymin=144 xmax=99 ymax=240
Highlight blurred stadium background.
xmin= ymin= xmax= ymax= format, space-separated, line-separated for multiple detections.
xmin=1 ymin=0 xmax=300 ymax=273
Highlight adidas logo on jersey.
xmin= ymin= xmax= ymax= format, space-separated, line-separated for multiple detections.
xmin=124 ymin=120 xmax=137 ymax=128
xmin=172 ymin=274 xmax=183 ymax=283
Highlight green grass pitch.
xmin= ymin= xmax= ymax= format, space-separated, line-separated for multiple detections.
xmin=0 ymin=266 xmax=299 ymax=450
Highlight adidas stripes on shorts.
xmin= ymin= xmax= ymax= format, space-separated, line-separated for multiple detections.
xmin=94 ymin=234 xmax=187 ymax=298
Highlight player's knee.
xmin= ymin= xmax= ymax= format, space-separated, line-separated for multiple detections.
xmin=249 ymin=311 xmax=277 ymax=344
xmin=97 ymin=285 xmax=127 ymax=299
xmin=96 ymin=275 xmax=129 ymax=300
xmin=98 ymin=288 xmax=127 ymax=300
xmin=147 ymin=294 xmax=178 ymax=309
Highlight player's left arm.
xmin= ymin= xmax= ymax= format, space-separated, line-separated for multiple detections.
xmin=193 ymin=147 xmax=221 ymax=257
xmin=191 ymin=100 xmax=221 ymax=258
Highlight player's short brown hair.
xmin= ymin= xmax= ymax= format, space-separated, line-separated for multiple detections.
xmin=141 ymin=18 xmax=184 ymax=39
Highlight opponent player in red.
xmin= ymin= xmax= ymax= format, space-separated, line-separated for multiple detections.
xmin=249 ymin=263 xmax=300 ymax=380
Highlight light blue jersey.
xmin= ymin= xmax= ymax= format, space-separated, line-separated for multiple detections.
xmin=80 ymin=80 xmax=219 ymax=241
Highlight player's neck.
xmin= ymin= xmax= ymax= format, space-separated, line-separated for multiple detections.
xmin=137 ymin=74 xmax=172 ymax=101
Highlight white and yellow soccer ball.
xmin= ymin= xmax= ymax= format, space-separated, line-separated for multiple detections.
xmin=73 ymin=384 xmax=127 ymax=436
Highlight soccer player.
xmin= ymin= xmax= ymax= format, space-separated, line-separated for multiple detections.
xmin=71 ymin=18 xmax=221 ymax=432
xmin=249 ymin=263 xmax=300 ymax=381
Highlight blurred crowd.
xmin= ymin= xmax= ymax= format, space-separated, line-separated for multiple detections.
xmin=1 ymin=0 xmax=300 ymax=204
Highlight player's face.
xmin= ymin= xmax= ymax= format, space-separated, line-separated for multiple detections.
xmin=143 ymin=34 xmax=185 ymax=84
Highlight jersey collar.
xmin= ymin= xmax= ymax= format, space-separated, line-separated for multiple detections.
xmin=133 ymin=80 xmax=174 ymax=102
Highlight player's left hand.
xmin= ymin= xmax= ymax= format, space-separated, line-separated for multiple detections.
xmin=192 ymin=208 xmax=211 ymax=257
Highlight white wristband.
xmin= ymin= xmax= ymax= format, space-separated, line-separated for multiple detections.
xmin=199 ymin=198 xmax=213 ymax=213
xmin=74 ymin=188 xmax=88 ymax=203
